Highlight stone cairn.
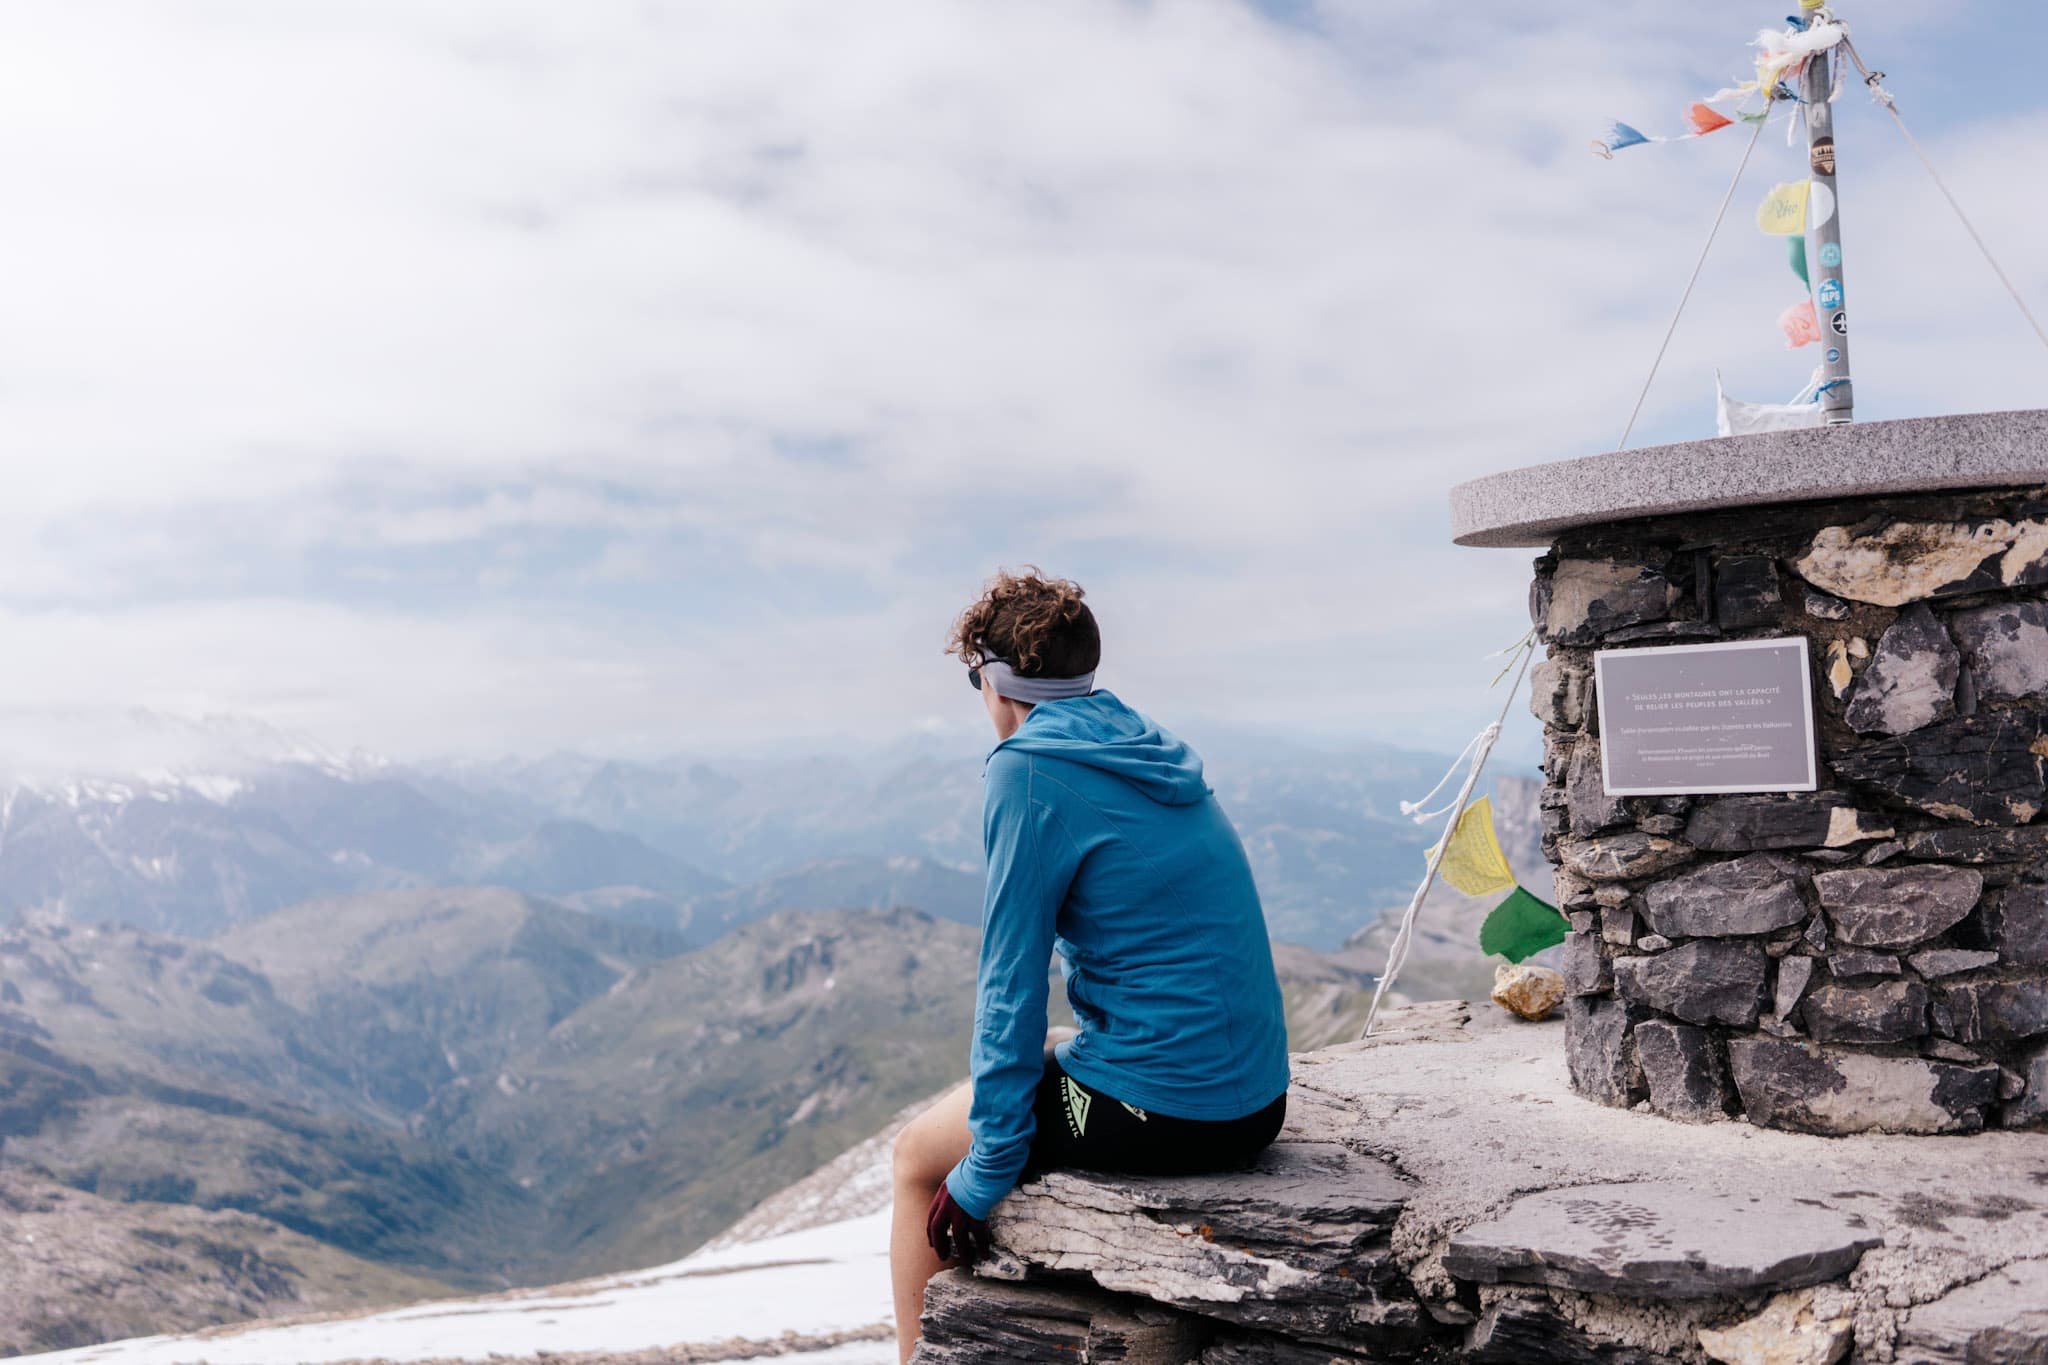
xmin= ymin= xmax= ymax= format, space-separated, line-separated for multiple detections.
xmin=1533 ymin=484 xmax=2048 ymax=1131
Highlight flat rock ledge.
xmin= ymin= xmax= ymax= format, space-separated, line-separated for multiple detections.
xmin=912 ymin=1003 xmax=2048 ymax=1364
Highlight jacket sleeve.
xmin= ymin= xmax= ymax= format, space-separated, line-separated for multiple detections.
xmin=943 ymin=751 xmax=1078 ymax=1220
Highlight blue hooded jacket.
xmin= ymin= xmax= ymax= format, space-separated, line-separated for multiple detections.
xmin=943 ymin=691 xmax=1291 ymax=1220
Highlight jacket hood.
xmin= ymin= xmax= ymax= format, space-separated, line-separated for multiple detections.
xmin=991 ymin=690 xmax=1209 ymax=805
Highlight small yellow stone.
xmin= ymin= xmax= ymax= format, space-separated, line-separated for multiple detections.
xmin=1490 ymin=963 xmax=1566 ymax=1021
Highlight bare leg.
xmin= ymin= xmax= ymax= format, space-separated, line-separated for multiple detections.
xmin=890 ymin=1082 xmax=973 ymax=1363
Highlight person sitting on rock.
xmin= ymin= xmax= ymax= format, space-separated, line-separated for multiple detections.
xmin=889 ymin=567 xmax=1292 ymax=1362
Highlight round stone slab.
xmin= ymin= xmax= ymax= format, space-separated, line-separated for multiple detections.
xmin=1449 ymin=410 xmax=2048 ymax=548
xmin=1442 ymin=1181 xmax=1882 ymax=1298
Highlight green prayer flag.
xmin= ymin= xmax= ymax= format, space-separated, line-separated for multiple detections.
xmin=1788 ymin=235 xmax=1809 ymax=287
xmin=1479 ymin=885 xmax=1568 ymax=964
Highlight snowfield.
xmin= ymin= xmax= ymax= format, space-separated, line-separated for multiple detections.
xmin=14 ymin=1212 xmax=897 ymax=1365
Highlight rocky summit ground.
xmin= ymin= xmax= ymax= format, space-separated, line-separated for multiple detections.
xmin=920 ymin=1000 xmax=2048 ymax=1363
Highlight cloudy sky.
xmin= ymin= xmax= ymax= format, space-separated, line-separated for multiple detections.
xmin=5 ymin=1 xmax=2046 ymax=773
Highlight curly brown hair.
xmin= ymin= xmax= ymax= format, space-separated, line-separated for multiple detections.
xmin=946 ymin=567 xmax=1101 ymax=679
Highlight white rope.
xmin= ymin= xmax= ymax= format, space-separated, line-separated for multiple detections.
xmin=1360 ymin=637 xmax=1539 ymax=1040
xmin=1615 ymin=110 xmax=1772 ymax=451
xmin=1398 ymin=727 xmax=1489 ymax=821
xmin=1843 ymin=38 xmax=2048 ymax=356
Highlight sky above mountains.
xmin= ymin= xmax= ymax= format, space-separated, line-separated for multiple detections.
xmin=6 ymin=1 xmax=2046 ymax=771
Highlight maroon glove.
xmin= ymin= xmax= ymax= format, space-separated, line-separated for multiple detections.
xmin=925 ymin=1184 xmax=991 ymax=1265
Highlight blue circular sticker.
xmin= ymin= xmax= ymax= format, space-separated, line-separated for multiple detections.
xmin=1826 ymin=347 xmax=1841 ymax=363
xmin=1819 ymin=242 xmax=1843 ymax=268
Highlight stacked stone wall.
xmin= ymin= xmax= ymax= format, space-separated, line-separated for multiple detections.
xmin=1533 ymin=483 xmax=2048 ymax=1133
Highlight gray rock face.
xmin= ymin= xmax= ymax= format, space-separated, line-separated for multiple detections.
xmin=1826 ymin=950 xmax=1901 ymax=978
xmin=1985 ymin=883 xmax=2048 ymax=966
xmin=1538 ymin=559 xmax=1681 ymax=645
xmin=911 ymin=1270 xmax=1205 ymax=1364
xmin=1565 ymin=739 xmax=1628 ymax=837
xmin=1775 ymin=956 xmax=1816 ymax=1018
xmin=1803 ymin=586 xmax=1853 ymax=621
xmin=1833 ymin=710 xmax=2048 ymax=826
xmin=1599 ymin=905 xmax=1636 ymax=947
xmin=1613 ymin=940 xmax=1768 ymax=1027
xmin=1902 ymin=825 xmax=2048 ymax=863
xmin=1813 ymin=865 xmax=1983 ymax=950
xmin=1728 ymin=1035 xmax=1999 ymax=1134
xmin=1844 ymin=604 xmax=1960 ymax=736
xmin=1561 ymin=932 xmax=1610 ymax=997
xmin=1564 ymin=995 xmax=1645 ymax=1108
xmin=1894 ymin=1256 xmax=2048 ymax=1362
xmin=1714 ymin=556 xmax=1783 ymax=628
xmin=1931 ymin=976 xmax=2048 ymax=1043
xmin=1801 ymin=978 xmax=1928 ymax=1043
xmin=988 ymin=1140 xmax=1418 ymax=1345
xmin=1906 ymin=948 xmax=2000 ymax=978
xmin=1639 ymin=854 xmax=1808 ymax=938
xmin=1559 ymin=833 xmax=1694 ymax=883
xmin=1632 ymin=1020 xmax=1729 ymax=1121
xmin=1528 ymin=659 xmax=1590 ymax=731
xmin=1442 ymin=1182 xmax=1879 ymax=1299
xmin=2008 ymin=1041 xmax=2048 ymax=1125
xmin=1684 ymin=794 xmax=1893 ymax=853
xmin=1948 ymin=599 xmax=2048 ymax=701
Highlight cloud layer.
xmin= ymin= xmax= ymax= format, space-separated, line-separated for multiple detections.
xmin=4 ymin=1 xmax=2045 ymax=771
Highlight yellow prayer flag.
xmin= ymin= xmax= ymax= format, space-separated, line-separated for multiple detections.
xmin=1756 ymin=180 xmax=1810 ymax=236
xmin=1426 ymin=795 xmax=1518 ymax=897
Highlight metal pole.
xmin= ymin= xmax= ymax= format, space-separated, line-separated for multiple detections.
xmin=1802 ymin=2 xmax=1853 ymax=421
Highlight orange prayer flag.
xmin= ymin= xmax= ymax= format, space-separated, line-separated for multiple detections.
xmin=1686 ymin=102 xmax=1733 ymax=135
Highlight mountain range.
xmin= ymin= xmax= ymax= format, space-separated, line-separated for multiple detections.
xmin=0 ymin=737 xmax=1540 ymax=950
xmin=0 ymin=890 xmax=1393 ymax=1355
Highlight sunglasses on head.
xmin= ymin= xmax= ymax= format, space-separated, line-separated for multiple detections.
xmin=967 ymin=665 xmax=984 ymax=692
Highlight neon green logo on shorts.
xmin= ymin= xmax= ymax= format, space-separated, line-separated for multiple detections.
xmin=1060 ymin=1076 xmax=1091 ymax=1138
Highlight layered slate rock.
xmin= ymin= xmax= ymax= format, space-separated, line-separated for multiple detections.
xmin=1800 ymin=978 xmax=1929 ymax=1044
xmin=1683 ymin=793 xmax=1893 ymax=853
xmin=1894 ymin=1257 xmax=2048 ymax=1363
xmin=1564 ymin=739 xmax=1627 ymax=837
xmin=1613 ymin=940 xmax=1767 ymax=1028
xmin=1930 ymin=976 xmax=2048 ymax=1043
xmin=1813 ymin=865 xmax=1982 ymax=950
xmin=1832 ymin=709 xmax=2048 ymax=826
xmin=910 ymin=1270 xmax=1207 ymax=1363
xmin=1564 ymin=995 xmax=1647 ymax=1108
xmin=1844 ymin=603 xmax=1961 ymax=736
xmin=1949 ymin=599 xmax=2048 ymax=700
xmin=1985 ymin=882 xmax=2048 ymax=966
xmin=1442 ymin=1182 xmax=1879 ymax=1299
xmin=986 ymin=1140 xmax=1421 ymax=1347
xmin=1528 ymin=659 xmax=1590 ymax=730
xmin=1560 ymin=933 xmax=1610 ymax=997
xmin=1713 ymin=555 xmax=1782 ymax=628
xmin=1632 ymin=1019 xmax=1729 ymax=1121
xmin=1638 ymin=854 xmax=1807 ymax=938
xmin=1728 ymin=1036 xmax=2001 ymax=1134
xmin=1558 ymin=833 xmax=1693 ymax=883
xmin=1535 ymin=558 xmax=1680 ymax=646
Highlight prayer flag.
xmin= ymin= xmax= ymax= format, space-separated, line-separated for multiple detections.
xmin=1592 ymin=121 xmax=1650 ymax=159
xmin=1779 ymin=297 xmax=1821 ymax=348
xmin=1479 ymin=886 xmax=1569 ymax=964
xmin=1756 ymin=180 xmax=1810 ymax=235
xmin=1685 ymin=102 xmax=1733 ymax=135
xmin=1428 ymin=796 xmax=1518 ymax=898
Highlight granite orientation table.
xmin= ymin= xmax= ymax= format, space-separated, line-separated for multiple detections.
xmin=1452 ymin=410 xmax=2048 ymax=1136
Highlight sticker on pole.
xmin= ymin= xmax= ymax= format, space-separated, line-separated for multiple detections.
xmin=1817 ymin=279 xmax=1843 ymax=309
xmin=1820 ymin=242 xmax=1842 ymax=268
xmin=1810 ymin=136 xmax=1835 ymax=177
xmin=1831 ymin=311 xmax=1848 ymax=336
xmin=1809 ymin=181 xmax=1837 ymax=229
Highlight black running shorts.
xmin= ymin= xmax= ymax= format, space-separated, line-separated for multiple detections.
xmin=1022 ymin=1053 xmax=1287 ymax=1180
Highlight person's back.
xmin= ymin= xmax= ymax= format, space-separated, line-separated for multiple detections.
xmin=888 ymin=568 xmax=1291 ymax=1363
xmin=982 ymin=692 xmax=1289 ymax=1128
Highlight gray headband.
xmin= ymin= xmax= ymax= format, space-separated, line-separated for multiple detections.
xmin=980 ymin=658 xmax=1095 ymax=703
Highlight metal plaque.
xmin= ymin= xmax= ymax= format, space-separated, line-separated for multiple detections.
xmin=1593 ymin=638 xmax=1817 ymax=796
